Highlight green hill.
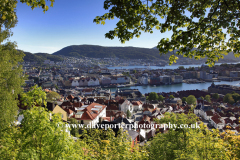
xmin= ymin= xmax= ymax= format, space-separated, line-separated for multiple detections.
xmin=21 ymin=45 xmax=240 ymax=63
xmin=22 ymin=51 xmax=63 ymax=62
xmin=52 ymin=45 xmax=170 ymax=60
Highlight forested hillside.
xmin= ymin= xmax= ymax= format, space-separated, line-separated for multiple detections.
xmin=22 ymin=51 xmax=64 ymax=62
xmin=22 ymin=45 xmax=240 ymax=63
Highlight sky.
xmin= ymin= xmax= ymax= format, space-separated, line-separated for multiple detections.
xmin=9 ymin=0 xmax=172 ymax=54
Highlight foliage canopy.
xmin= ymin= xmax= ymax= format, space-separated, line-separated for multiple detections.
xmin=158 ymin=95 xmax=165 ymax=102
xmin=223 ymin=93 xmax=238 ymax=104
xmin=0 ymin=0 xmax=55 ymax=135
xmin=169 ymin=95 xmax=175 ymax=99
xmin=212 ymin=93 xmax=219 ymax=100
xmin=148 ymin=92 xmax=158 ymax=101
xmin=150 ymin=112 xmax=231 ymax=159
xmin=94 ymin=0 xmax=240 ymax=66
xmin=186 ymin=95 xmax=197 ymax=105
xmin=205 ymin=94 xmax=211 ymax=103
xmin=46 ymin=91 xmax=61 ymax=101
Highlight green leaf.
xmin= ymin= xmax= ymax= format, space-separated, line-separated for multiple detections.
xmin=2 ymin=15 xmax=6 ymax=20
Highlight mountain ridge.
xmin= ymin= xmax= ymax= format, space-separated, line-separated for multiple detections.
xmin=21 ymin=44 xmax=240 ymax=62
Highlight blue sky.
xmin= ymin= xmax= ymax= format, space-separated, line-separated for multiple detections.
xmin=10 ymin=0 xmax=172 ymax=54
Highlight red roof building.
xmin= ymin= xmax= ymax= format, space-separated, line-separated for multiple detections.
xmin=73 ymin=103 xmax=107 ymax=127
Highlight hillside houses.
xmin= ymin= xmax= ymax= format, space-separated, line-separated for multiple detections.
xmin=110 ymin=76 xmax=131 ymax=84
xmin=119 ymin=99 xmax=134 ymax=114
xmin=71 ymin=77 xmax=100 ymax=87
xmin=194 ymin=102 xmax=240 ymax=132
xmin=73 ymin=103 xmax=106 ymax=126
xmin=70 ymin=76 xmax=132 ymax=87
xmin=39 ymin=85 xmax=240 ymax=137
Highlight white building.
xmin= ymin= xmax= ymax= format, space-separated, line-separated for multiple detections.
xmin=119 ymin=99 xmax=133 ymax=114
xmin=74 ymin=103 xmax=106 ymax=127
xmin=171 ymin=75 xmax=183 ymax=83
xmin=132 ymin=101 xmax=143 ymax=111
xmin=138 ymin=76 xmax=148 ymax=85
xmin=71 ymin=79 xmax=79 ymax=87
xmin=210 ymin=114 xmax=225 ymax=129
xmin=88 ymin=78 xmax=100 ymax=86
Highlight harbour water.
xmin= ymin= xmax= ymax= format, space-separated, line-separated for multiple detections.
xmin=105 ymin=62 xmax=240 ymax=94
xmin=108 ymin=80 xmax=240 ymax=94
xmin=107 ymin=62 xmax=240 ymax=70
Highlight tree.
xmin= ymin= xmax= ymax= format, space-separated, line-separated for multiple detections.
xmin=205 ymin=95 xmax=211 ymax=103
xmin=232 ymin=93 xmax=240 ymax=103
xmin=17 ymin=106 xmax=77 ymax=159
xmin=178 ymin=66 xmax=185 ymax=70
xmin=223 ymin=93 xmax=231 ymax=103
xmin=222 ymin=129 xmax=240 ymax=159
xmin=169 ymin=95 xmax=175 ymax=99
xmin=0 ymin=86 xmax=80 ymax=159
xmin=68 ymin=118 xmax=80 ymax=137
xmin=0 ymin=0 xmax=24 ymax=134
xmin=223 ymin=93 xmax=235 ymax=104
xmin=127 ymin=109 xmax=131 ymax=119
xmin=0 ymin=1 xmax=151 ymax=159
xmin=186 ymin=67 xmax=195 ymax=71
xmin=228 ymin=96 xmax=235 ymax=105
xmin=182 ymin=97 xmax=187 ymax=103
xmin=0 ymin=44 xmax=25 ymax=134
xmin=148 ymin=112 xmax=230 ymax=159
xmin=158 ymin=95 xmax=165 ymax=102
xmin=94 ymin=0 xmax=240 ymax=66
xmin=0 ymin=0 xmax=54 ymax=135
xmin=55 ymin=84 xmax=59 ymax=90
xmin=0 ymin=86 xmax=148 ymax=159
xmin=79 ymin=128 xmax=148 ymax=159
xmin=186 ymin=95 xmax=197 ymax=105
xmin=212 ymin=93 xmax=219 ymax=100
xmin=220 ymin=63 xmax=229 ymax=68
xmin=148 ymin=92 xmax=159 ymax=101
xmin=20 ymin=85 xmax=47 ymax=108
xmin=46 ymin=91 xmax=61 ymax=101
